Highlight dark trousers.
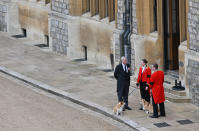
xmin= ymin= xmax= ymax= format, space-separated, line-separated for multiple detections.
xmin=140 ymin=82 xmax=150 ymax=102
xmin=117 ymin=82 xmax=129 ymax=107
xmin=152 ymin=96 xmax=165 ymax=117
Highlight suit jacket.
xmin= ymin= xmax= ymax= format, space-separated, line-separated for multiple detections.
xmin=150 ymin=70 xmax=165 ymax=104
xmin=114 ymin=64 xmax=131 ymax=91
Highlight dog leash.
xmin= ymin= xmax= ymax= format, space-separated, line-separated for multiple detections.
xmin=128 ymin=88 xmax=137 ymax=96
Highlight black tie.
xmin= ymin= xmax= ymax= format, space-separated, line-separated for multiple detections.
xmin=125 ymin=65 xmax=127 ymax=72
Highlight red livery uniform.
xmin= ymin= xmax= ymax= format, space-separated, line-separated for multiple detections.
xmin=150 ymin=70 xmax=166 ymax=117
xmin=150 ymin=71 xmax=165 ymax=104
xmin=137 ymin=66 xmax=151 ymax=103
xmin=137 ymin=66 xmax=151 ymax=84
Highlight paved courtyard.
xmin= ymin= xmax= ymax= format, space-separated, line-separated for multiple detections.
xmin=0 ymin=32 xmax=199 ymax=130
xmin=0 ymin=73 xmax=133 ymax=131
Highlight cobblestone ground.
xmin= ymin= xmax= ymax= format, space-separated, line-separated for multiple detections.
xmin=1 ymin=32 xmax=199 ymax=130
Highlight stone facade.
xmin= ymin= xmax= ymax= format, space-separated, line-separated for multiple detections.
xmin=114 ymin=0 xmax=136 ymax=75
xmin=132 ymin=0 xmax=137 ymax=35
xmin=50 ymin=18 xmax=68 ymax=55
xmin=50 ymin=0 xmax=69 ymax=55
xmin=51 ymin=0 xmax=69 ymax=15
xmin=114 ymin=0 xmax=124 ymax=65
xmin=130 ymin=0 xmax=137 ymax=75
xmin=0 ymin=3 xmax=8 ymax=32
xmin=187 ymin=57 xmax=199 ymax=106
xmin=188 ymin=0 xmax=199 ymax=52
xmin=185 ymin=0 xmax=199 ymax=106
xmin=116 ymin=0 xmax=124 ymax=30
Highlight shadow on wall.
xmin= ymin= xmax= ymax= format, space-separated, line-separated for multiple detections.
xmin=18 ymin=4 xmax=48 ymax=42
xmin=68 ymin=18 xmax=115 ymax=69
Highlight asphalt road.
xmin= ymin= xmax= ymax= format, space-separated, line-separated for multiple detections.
xmin=0 ymin=73 xmax=133 ymax=131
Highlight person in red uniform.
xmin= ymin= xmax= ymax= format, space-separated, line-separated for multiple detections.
xmin=149 ymin=64 xmax=166 ymax=118
xmin=136 ymin=59 xmax=151 ymax=110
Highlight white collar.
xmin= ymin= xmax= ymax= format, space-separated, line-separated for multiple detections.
xmin=142 ymin=65 xmax=146 ymax=68
xmin=142 ymin=65 xmax=146 ymax=73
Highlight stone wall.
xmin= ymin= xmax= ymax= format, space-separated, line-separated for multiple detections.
xmin=0 ymin=3 xmax=8 ymax=32
xmin=51 ymin=0 xmax=69 ymax=15
xmin=131 ymin=0 xmax=164 ymax=77
xmin=50 ymin=19 xmax=68 ymax=55
xmin=187 ymin=58 xmax=199 ymax=106
xmin=50 ymin=0 xmax=69 ymax=55
xmin=132 ymin=0 xmax=137 ymax=35
xmin=185 ymin=0 xmax=199 ymax=106
xmin=188 ymin=0 xmax=199 ymax=52
xmin=116 ymin=0 xmax=124 ymax=30
xmin=50 ymin=0 xmax=116 ymax=69
xmin=131 ymin=0 xmax=137 ymax=75
xmin=114 ymin=0 xmax=136 ymax=73
xmin=114 ymin=0 xmax=124 ymax=66
xmin=18 ymin=2 xmax=49 ymax=42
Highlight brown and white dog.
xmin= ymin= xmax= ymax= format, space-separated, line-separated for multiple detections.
xmin=113 ymin=101 xmax=125 ymax=115
xmin=140 ymin=99 xmax=160 ymax=114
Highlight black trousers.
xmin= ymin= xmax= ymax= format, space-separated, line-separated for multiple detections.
xmin=117 ymin=82 xmax=129 ymax=107
xmin=140 ymin=82 xmax=150 ymax=102
xmin=152 ymin=96 xmax=165 ymax=117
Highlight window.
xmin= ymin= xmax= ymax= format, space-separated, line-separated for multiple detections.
xmin=79 ymin=0 xmax=116 ymax=22
xmin=82 ymin=0 xmax=90 ymax=13
xmin=108 ymin=0 xmax=115 ymax=22
xmin=99 ymin=0 xmax=107 ymax=19
xmin=91 ymin=0 xmax=99 ymax=16
xmin=99 ymin=0 xmax=115 ymax=21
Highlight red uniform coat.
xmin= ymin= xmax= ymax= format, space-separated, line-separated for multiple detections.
xmin=137 ymin=66 xmax=151 ymax=84
xmin=150 ymin=71 xmax=165 ymax=104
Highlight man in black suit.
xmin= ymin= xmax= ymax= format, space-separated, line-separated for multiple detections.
xmin=114 ymin=56 xmax=132 ymax=110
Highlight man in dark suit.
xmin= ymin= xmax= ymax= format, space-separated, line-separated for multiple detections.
xmin=114 ymin=56 xmax=132 ymax=110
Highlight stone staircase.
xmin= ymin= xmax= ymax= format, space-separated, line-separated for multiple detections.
xmin=164 ymin=71 xmax=191 ymax=103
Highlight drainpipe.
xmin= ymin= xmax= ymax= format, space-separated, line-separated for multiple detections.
xmin=120 ymin=0 xmax=132 ymax=64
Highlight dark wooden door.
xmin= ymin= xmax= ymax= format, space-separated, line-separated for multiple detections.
xmin=165 ymin=0 xmax=180 ymax=70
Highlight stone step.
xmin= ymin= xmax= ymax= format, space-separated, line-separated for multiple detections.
xmin=165 ymin=92 xmax=192 ymax=103
xmin=164 ymin=70 xmax=179 ymax=85
xmin=165 ymin=70 xmax=179 ymax=78
xmin=164 ymin=75 xmax=178 ymax=85
xmin=164 ymin=83 xmax=186 ymax=96
xmin=164 ymin=77 xmax=175 ymax=85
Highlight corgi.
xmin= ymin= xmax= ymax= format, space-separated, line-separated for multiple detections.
xmin=113 ymin=101 xmax=125 ymax=115
xmin=140 ymin=99 xmax=160 ymax=114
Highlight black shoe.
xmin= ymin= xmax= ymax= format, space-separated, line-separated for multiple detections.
xmin=159 ymin=114 xmax=166 ymax=117
xmin=125 ymin=106 xmax=132 ymax=110
xmin=139 ymin=107 xmax=143 ymax=110
xmin=123 ymin=108 xmax=125 ymax=111
xmin=150 ymin=115 xmax=158 ymax=118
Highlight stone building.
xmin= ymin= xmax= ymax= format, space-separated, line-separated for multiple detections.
xmin=0 ymin=0 xmax=50 ymax=44
xmin=0 ymin=0 xmax=199 ymax=106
